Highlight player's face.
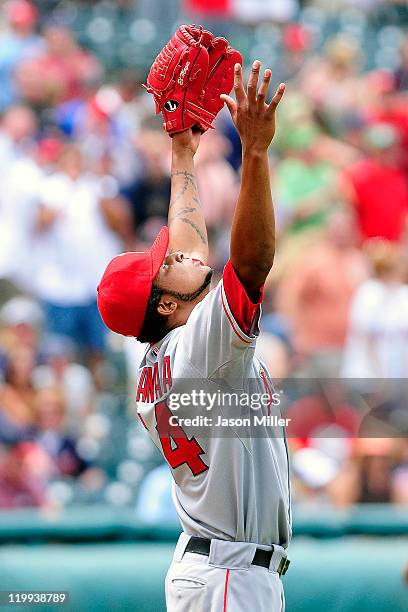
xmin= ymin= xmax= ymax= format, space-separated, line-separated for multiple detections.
xmin=155 ymin=251 xmax=213 ymax=300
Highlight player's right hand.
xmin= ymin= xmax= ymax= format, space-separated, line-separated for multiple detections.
xmin=221 ymin=61 xmax=285 ymax=154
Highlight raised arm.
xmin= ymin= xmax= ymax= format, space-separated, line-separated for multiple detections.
xmin=168 ymin=130 xmax=209 ymax=264
xmin=221 ymin=61 xmax=285 ymax=298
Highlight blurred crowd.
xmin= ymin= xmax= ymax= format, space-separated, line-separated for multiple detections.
xmin=0 ymin=0 xmax=407 ymax=516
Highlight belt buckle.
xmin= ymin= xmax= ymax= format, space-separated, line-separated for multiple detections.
xmin=277 ymin=557 xmax=290 ymax=576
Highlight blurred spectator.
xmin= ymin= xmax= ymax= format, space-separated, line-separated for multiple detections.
xmin=395 ymin=33 xmax=408 ymax=91
xmin=32 ymin=144 xmax=129 ymax=355
xmin=54 ymin=78 xmax=143 ymax=186
xmin=291 ymin=447 xmax=341 ymax=507
xmin=33 ymin=386 xmax=88 ymax=477
xmin=16 ymin=23 xmax=102 ymax=109
xmin=0 ymin=298 xmax=42 ymax=442
xmin=343 ymin=123 xmax=408 ymax=243
xmin=281 ymin=24 xmax=311 ymax=82
xmin=285 ymin=390 xmax=362 ymax=443
xmin=33 ymin=335 xmax=95 ymax=434
xmin=0 ymin=1 xmax=43 ymax=111
xmin=0 ymin=296 xmax=43 ymax=354
xmin=194 ymin=130 xmax=238 ymax=236
xmin=91 ymin=71 xmax=149 ymax=184
xmin=0 ymin=104 xmax=37 ymax=169
xmin=341 ymin=240 xmax=408 ymax=378
xmin=299 ymin=35 xmax=365 ymax=136
xmin=0 ymin=345 xmax=37 ymax=435
xmin=0 ymin=114 xmax=44 ymax=292
xmin=0 ymin=442 xmax=49 ymax=508
xmin=276 ymin=210 xmax=368 ymax=375
xmin=273 ymin=122 xmax=340 ymax=238
xmin=366 ymin=72 xmax=408 ymax=172
xmin=330 ymin=438 xmax=405 ymax=505
xmin=120 ymin=129 xmax=171 ymax=233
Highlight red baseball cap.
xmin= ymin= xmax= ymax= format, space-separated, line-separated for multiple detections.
xmin=97 ymin=226 xmax=169 ymax=337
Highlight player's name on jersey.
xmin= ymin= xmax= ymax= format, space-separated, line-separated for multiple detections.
xmin=136 ymin=358 xmax=172 ymax=403
xmin=169 ymin=414 xmax=291 ymax=428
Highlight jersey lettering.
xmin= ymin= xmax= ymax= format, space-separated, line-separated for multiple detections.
xmin=136 ymin=355 xmax=172 ymax=402
xmin=162 ymin=355 xmax=172 ymax=394
xmin=155 ymin=400 xmax=208 ymax=476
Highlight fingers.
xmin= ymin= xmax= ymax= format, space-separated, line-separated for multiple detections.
xmin=267 ymin=83 xmax=286 ymax=114
xmin=220 ymin=94 xmax=237 ymax=122
xmin=233 ymin=63 xmax=246 ymax=105
xmin=230 ymin=60 xmax=285 ymax=119
xmin=247 ymin=60 xmax=260 ymax=104
xmin=257 ymin=69 xmax=272 ymax=112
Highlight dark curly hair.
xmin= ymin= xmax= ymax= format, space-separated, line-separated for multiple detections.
xmin=137 ymin=284 xmax=168 ymax=344
xmin=137 ymin=270 xmax=213 ymax=344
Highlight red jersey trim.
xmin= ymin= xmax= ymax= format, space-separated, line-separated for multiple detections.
xmin=221 ymin=287 xmax=253 ymax=344
xmin=221 ymin=260 xmax=263 ymax=342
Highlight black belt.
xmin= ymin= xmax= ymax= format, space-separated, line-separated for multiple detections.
xmin=184 ymin=537 xmax=290 ymax=576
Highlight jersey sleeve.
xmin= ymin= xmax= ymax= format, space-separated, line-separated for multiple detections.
xmin=180 ymin=260 xmax=264 ymax=379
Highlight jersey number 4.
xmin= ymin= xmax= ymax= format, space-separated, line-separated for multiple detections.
xmin=155 ymin=401 xmax=209 ymax=476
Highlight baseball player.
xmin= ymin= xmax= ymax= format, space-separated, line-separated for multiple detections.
xmin=98 ymin=61 xmax=291 ymax=611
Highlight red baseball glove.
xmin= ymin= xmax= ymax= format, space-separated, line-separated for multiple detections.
xmin=144 ymin=25 xmax=242 ymax=134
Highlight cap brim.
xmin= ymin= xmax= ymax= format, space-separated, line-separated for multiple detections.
xmin=149 ymin=226 xmax=169 ymax=279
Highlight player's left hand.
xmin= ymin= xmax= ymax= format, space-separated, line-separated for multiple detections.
xmin=171 ymin=127 xmax=201 ymax=157
xmin=221 ymin=60 xmax=285 ymax=154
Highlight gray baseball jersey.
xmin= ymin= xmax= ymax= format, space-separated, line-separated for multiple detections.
xmin=135 ymin=260 xmax=291 ymax=548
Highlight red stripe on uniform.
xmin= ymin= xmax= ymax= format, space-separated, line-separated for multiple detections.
xmin=223 ymin=568 xmax=230 ymax=612
xmin=137 ymin=413 xmax=148 ymax=430
xmin=260 ymin=370 xmax=272 ymax=417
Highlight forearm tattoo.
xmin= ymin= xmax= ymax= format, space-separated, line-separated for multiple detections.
xmin=169 ymin=207 xmax=196 ymax=221
xmin=169 ymin=170 xmax=197 ymax=209
xmin=179 ymin=217 xmax=208 ymax=245
xmin=169 ymin=168 xmax=207 ymax=245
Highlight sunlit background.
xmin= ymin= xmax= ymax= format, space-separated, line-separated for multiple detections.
xmin=0 ymin=1 xmax=407 ymax=610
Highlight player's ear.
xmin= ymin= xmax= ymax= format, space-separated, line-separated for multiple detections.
xmin=157 ymin=295 xmax=178 ymax=317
